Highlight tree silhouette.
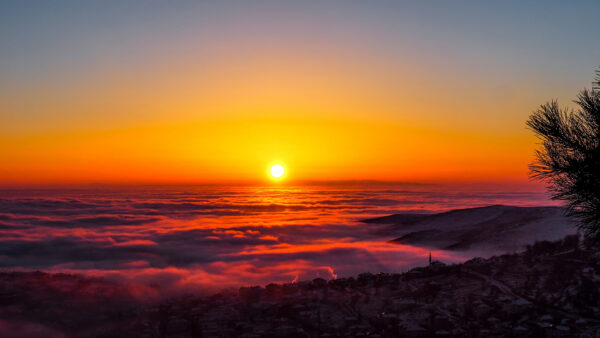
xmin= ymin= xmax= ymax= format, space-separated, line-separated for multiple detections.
xmin=527 ymin=68 xmax=600 ymax=240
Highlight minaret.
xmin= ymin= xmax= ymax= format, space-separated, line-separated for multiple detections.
xmin=429 ymin=251 xmax=432 ymax=265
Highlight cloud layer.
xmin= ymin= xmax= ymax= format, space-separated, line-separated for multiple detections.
xmin=0 ymin=184 xmax=556 ymax=292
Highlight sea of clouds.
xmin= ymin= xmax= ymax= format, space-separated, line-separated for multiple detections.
xmin=0 ymin=184 xmax=556 ymax=294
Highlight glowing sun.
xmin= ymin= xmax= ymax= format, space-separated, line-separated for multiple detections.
xmin=270 ymin=164 xmax=285 ymax=178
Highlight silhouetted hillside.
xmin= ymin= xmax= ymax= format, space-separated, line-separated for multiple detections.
xmin=363 ymin=205 xmax=576 ymax=252
xmin=1 ymin=235 xmax=599 ymax=337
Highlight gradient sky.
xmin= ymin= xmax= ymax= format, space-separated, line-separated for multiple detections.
xmin=1 ymin=1 xmax=599 ymax=185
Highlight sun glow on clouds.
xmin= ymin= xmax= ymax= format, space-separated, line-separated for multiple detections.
xmin=0 ymin=185 xmax=557 ymax=292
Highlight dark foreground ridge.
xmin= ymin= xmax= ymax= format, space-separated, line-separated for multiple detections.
xmin=1 ymin=235 xmax=599 ymax=337
xmin=363 ymin=205 xmax=576 ymax=252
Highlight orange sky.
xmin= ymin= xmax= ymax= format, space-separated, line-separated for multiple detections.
xmin=0 ymin=116 xmax=539 ymax=185
xmin=1 ymin=1 xmax=598 ymax=186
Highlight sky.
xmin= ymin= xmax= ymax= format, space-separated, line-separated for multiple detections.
xmin=1 ymin=1 xmax=599 ymax=185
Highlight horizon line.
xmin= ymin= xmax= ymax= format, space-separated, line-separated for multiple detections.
xmin=0 ymin=178 xmax=547 ymax=190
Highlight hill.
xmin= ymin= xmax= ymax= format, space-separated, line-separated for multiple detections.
xmin=1 ymin=235 xmax=599 ymax=337
xmin=363 ymin=205 xmax=577 ymax=253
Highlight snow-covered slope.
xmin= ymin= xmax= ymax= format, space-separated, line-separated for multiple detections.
xmin=363 ymin=205 xmax=577 ymax=253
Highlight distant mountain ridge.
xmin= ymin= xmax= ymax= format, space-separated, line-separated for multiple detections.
xmin=363 ymin=205 xmax=577 ymax=253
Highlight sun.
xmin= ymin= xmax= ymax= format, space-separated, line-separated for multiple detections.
xmin=270 ymin=164 xmax=285 ymax=179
